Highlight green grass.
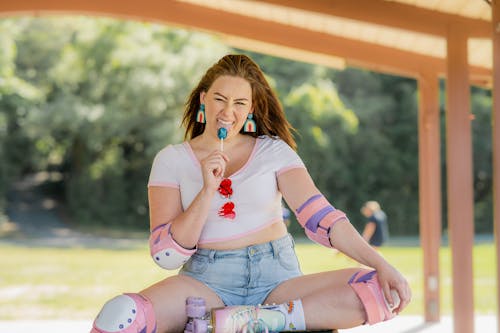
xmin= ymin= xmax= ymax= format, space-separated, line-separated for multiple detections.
xmin=0 ymin=241 xmax=496 ymax=320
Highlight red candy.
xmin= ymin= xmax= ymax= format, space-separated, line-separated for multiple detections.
xmin=218 ymin=178 xmax=233 ymax=197
xmin=218 ymin=202 xmax=236 ymax=219
xmin=218 ymin=178 xmax=235 ymax=220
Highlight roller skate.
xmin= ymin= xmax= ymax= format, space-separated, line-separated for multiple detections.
xmin=184 ymin=297 xmax=212 ymax=333
xmin=184 ymin=297 xmax=304 ymax=333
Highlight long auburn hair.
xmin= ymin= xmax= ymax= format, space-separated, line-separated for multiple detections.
xmin=181 ymin=54 xmax=297 ymax=150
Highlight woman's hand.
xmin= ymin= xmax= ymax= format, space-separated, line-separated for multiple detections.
xmin=199 ymin=150 xmax=229 ymax=192
xmin=376 ymin=263 xmax=412 ymax=314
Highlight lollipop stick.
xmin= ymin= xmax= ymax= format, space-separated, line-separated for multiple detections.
xmin=217 ymin=128 xmax=227 ymax=152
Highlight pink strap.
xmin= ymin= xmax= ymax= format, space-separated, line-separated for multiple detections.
xmin=350 ymin=281 xmax=383 ymax=324
xmin=348 ymin=271 xmax=394 ymax=325
xmin=304 ymin=213 xmax=345 ymax=247
xmin=149 ymin=223 xmax=196 ymax=257
xmin=126 ymin=293 xmax=157 ymax=333
xmin=296 ymin=195 xmax=330 ymax=227
xmin=295 ymin=194 xmax=348 ymax=248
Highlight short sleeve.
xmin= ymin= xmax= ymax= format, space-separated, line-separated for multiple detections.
xmin=148 ymin=145 xmax=179 ymax=188
xmin=272 ymin=138 xmax=306 ymax=176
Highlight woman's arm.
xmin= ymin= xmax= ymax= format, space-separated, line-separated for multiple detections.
xmin=148 ymin=186 xmax=215 ymax=249
xmin=148 ymin=149 xmax=228 ymax=249
xmin=278 ymin=168 xmax=411 ymax=312
xmin=278 ymin=168 xmax=381 ymax=266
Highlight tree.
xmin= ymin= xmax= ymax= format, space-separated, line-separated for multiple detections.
xmin=331 ymin=68 xmax=420 ymax=234
xmin=0 ymin=19 xmax=43 ymax=219
xmin=471 ymin=86 xmax=492 ymax=233
xmin=284 ymin=80 xmax=359 ymax=234
xmin=1 ymin=16 xmax=229 ymax=228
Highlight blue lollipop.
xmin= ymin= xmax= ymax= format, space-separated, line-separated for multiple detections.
xmin=217 ymin=127 xmax=227 ymax=151
xmin=217 ymin=127 xmax=227 ymax=140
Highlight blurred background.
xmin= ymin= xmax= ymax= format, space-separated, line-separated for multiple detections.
xmin=0 ymin=15 xmax=495 ymax=324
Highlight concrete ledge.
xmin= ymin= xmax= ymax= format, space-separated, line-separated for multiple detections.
xmin=0 ymin=316 xmax=496 ymax=333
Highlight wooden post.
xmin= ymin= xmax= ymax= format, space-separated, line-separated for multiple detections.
xmin=492 ymin=2 xmax=500 ymax=333
xmin=446 ymin=25 xmax=475 ymax=333
xmin=418 ymin=72 xmax=442 ymax=322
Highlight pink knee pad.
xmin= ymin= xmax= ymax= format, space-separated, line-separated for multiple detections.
xmin=348 ymin=270 xmax=397 ymax=325
xmin=91 ymin=293 xmax=156 ymax=333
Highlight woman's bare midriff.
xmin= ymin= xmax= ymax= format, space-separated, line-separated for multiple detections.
xmin=198 ymin=221 xmax=289 ymax=250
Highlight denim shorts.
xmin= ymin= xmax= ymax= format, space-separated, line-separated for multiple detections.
xmin=179 ymin=234 xmax=303 ymax=306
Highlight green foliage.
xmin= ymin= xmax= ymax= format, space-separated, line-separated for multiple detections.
xmin=471 ymin=87 xmax=492 ymax=233
xmin=0 ymin=16 xmax=493 ymax=235
xmin=330 ymin=69 xmax=420 ymax=234
xmin=1 ymin=16 xmax=229 ymax=228
xmin=283 ymin=80 xmax=359 ymax=235
xmin=0 ymin=20 xmax=44 ymax=217
xmin=235 ymin=50 xmax=322 ymax=96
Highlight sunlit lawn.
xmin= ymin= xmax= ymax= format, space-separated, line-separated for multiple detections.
xmin=0 ymin=240 xmax=496 ymax=320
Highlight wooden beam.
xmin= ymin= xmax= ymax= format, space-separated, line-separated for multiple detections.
xmin=0 ymin=0 xmax=492 ymax=85
xmin=446 ymin=25 xmax=475 ymax=333
xmin=222 ymin=36 xmax=346 ymax=70
xmin=258 ymin=0 xmax=491 ymax=38
xmin=492 ymin=2 xmax=500 ymax=333
xmin=418 ymin=71 xmax=442 ymax=322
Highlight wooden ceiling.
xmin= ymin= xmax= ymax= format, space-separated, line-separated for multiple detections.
xmin=0 ymin=0 xmax=493 ymax=85
xmin=178 ymin=0 xmax=492 ymax=85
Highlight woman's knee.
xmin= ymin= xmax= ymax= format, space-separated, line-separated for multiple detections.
xmin=91 ymin=293 xmax=156 ymax=333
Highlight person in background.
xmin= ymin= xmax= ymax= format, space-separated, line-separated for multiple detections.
xmin=361 ymin=201 xmax=389 ymax=248
xmin=282 ymin=206 xmax=291 ymax=227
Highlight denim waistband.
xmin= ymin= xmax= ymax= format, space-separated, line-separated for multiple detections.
xmin=195 ymin=233 xmax=294 ymax=260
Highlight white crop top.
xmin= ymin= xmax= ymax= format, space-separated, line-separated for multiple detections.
xmin=148 ymin=135 xmax=305 ymax=244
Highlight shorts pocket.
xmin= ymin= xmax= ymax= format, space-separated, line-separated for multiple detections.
xmin=277 ymin=245 xmax=300 ymax=271
xmin=181 ymin=254 xmax=208 ymax=275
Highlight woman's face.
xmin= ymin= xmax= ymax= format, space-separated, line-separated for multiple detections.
xmin=200 ymin=75 xmax=253 ymax=140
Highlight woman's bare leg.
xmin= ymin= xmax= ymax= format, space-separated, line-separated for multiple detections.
xmin=140 ymin=275 xmax=224 ymax=333
xmin=264 ymin=268 xmax=366 ymax=329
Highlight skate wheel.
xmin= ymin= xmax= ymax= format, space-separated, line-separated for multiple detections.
xmin=186 ymin=303 xmax=207 ymax=318
xmin=193 ymin=318 xmax=208 ymax=333
xmin=185 ymin=321 xmax=194 ymax=331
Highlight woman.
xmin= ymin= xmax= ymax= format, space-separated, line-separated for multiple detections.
xmin=91 ymin=54 xmax=411 ymax=333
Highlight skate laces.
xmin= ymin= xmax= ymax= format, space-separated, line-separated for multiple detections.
xmin=231 ymin=307 xmax=269 ymax=333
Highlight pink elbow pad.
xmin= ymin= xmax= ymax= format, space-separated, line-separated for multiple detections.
xmin=149 ymin=223 xmax=196 ymax=270
xmin=295 ymin=194 xmax=348 ymax=248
